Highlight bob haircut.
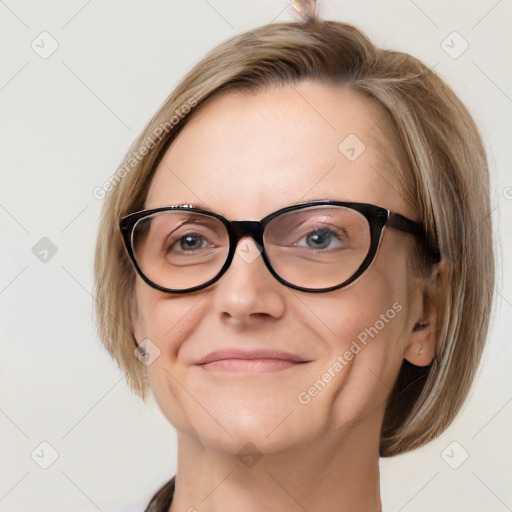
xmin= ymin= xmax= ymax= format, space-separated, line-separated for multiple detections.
xmin=94 ymin=20 xmax=494 ymax=456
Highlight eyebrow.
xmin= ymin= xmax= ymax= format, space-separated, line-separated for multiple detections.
xmin=151 ymin=198 xmax=353 ymax=213
xmin=145 ymin=201 xmax=212 ymax=211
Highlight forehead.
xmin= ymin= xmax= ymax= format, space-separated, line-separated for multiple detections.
xmin=145 ymin=82 xmax=409 ymax=218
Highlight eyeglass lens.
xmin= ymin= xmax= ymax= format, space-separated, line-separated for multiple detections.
xmin=131 ymin=206 xmax=371 ymax=291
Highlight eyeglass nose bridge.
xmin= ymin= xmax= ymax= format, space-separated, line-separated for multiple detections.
xmin=223 ymin=219 xmax=278 ymax=286
xmin=229 ymin=220 xmax=265 ymax=248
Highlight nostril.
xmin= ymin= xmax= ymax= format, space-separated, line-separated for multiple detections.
xmin=221 ymin=310 xmax=273 ymax=325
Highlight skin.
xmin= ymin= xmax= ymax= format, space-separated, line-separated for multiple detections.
xmin=131 ymin=82 xmax=436 ymax=512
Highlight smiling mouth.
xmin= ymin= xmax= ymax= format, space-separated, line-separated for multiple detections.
xmin=195 ymin=350 xmax=311 ymax=372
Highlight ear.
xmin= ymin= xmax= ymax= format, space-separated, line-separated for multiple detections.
xmin=404 ymin=287 xmax=437 ymax=367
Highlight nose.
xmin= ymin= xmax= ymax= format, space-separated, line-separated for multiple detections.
xmin=212 ymin=237 xmax=286 ymax=326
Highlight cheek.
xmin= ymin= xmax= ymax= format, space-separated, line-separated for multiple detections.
xmin=297 ymin=263 xmax=406 ymax=353
xmin=133 ymin=285 xmax=207 ymax=392
xmin=295 ymin=264 xmax=410 ymax=428
xmin=135 ymin=282 xmax=206 ymax=349
xmin=135 ymin=288 xmax=215 ymax=432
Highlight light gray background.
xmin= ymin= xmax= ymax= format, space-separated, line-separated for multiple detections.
xmin=1 ymin=1 xmax=511 ymax=511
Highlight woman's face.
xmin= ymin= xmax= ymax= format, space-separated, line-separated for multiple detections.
xmin=131 ymin=82 xmax=434 ymax=456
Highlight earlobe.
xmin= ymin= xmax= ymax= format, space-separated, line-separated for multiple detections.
xmin=404 ymin=265 xmax=440 ymax=367
xmin=404 ymin=317 xmax=436 ymax=367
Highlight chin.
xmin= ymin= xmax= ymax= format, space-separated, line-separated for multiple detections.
xmin=158 ymin=391 xmax=313 ymax=456
xmin=191 ymin=416 xmax=305 ymax=458
xmin=149 ymin=363 xmax=365 ymax=456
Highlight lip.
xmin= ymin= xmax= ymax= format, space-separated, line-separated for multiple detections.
xmin=194 ymin=349 xmax=311 ymax=372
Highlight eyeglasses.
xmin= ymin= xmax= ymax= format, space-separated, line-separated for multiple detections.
xmin=120 ymin=201 xmax=440 ymax=294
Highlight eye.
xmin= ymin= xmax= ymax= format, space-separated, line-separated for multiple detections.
xmin=169 ymin=232 xmax=209 ymax=253
xmin=296 ymin=228 xmax=344 ymax=250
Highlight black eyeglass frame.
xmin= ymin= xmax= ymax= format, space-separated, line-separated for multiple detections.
xmin=120 ymin=200 xmax=440 ymax=294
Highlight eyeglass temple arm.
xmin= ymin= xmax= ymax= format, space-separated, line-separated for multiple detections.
xmin=387 ymin=213 xmax=441 ymax=263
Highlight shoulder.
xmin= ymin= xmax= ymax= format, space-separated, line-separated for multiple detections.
xmin=116 ymin=477 xmax=175 ymax=512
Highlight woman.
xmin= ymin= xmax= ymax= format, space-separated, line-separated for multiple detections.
xmin=94 ymin=20 xmax=494 ymax=511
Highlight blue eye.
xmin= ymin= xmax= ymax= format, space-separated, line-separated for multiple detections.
xmin=299 ymin=228 xmax=343 ymax=250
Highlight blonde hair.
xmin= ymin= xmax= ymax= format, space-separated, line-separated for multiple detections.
xmin=94 ymin=20 xmax=494 ymax=456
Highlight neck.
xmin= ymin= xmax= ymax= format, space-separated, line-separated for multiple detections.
xmin=169 ymin=424 xmax=382 ymax=512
